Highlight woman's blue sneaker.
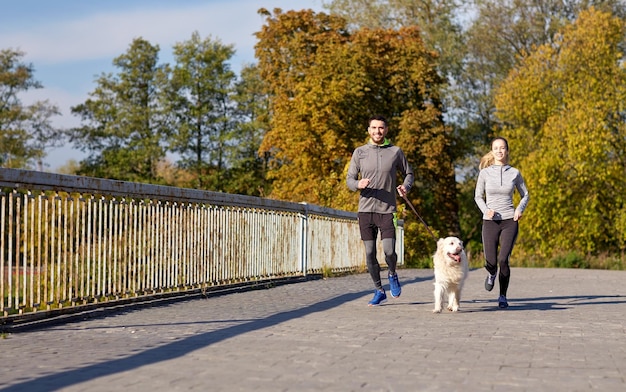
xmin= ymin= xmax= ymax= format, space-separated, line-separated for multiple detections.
xmin=368 ymin=290 xmax=387 ymax=306
xmin=498 ymin=295 xmax=509 ymax=309
xmin=389 ymin=273 xmax=401 ymax=298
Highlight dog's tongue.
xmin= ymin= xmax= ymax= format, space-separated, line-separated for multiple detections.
xmin=449 ymin=253 xmax=461 ymax=263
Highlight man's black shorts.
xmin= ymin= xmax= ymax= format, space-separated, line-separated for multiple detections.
xmin=358 ymin=212 xmax=396 ymax=241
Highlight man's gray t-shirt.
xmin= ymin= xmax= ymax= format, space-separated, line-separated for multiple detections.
xmin=347 ymin=141 xmax=414 ymax=214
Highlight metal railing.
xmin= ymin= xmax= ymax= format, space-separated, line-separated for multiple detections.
xmin=0 ymin=168 xmax=403 ymax=323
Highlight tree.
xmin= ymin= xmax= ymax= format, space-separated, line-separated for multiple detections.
xmin=460 ymin=0 xmax=626 ymax=150
xmin=69 ymin=38 xmax=169 ymax=183
xmin=255 ymin=8 xmax=455 ymax=259
xmin=26 ymin=100 xmax=63 ymax=171
xmin=494 ymin=7 xmax=626 ymax=256
xmin=0 ymin=49 xmax=61 ymax=170
xmin=321 ymin=0 xmax=469 ymax=164
xmin=165 ymin=32 xmax=237 ymax=190
xmin=255 ymin=8 xmax=352 ymax=205
xmin=455 ymin=0 xmax=626 ymax=251
xmin=225 ymin=64 xmax=271 ymax=196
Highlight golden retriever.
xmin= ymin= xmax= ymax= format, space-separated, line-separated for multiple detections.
xmin=433 ymin=236 xmax=469 ymax=313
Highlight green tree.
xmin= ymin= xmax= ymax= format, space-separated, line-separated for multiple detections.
xmin=0 ymin=49 xmax=61 ymax=170
xmin=494 ymin=7 xmax=626 ymax=256
xmin=27 ymin=100 xmax=63 ymax=171
xmin=165 ymin=32 xmax=237 ymax=190
xmin=224 ymin=64 xmax=271 ymax=196
xmin=69 ymin=38 xmax=169 ymax=183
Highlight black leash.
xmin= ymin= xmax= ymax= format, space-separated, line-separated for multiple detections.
xmin=400 ymin=193 xmax=438 ymax=242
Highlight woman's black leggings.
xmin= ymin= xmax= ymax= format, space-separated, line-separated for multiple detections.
xmin=482 ymin=219 xmax=518 ymax=296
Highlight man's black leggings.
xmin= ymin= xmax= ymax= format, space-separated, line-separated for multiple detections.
xmin=364 ymin=238 xmax=397 ymax=290
xmin=482 ymin=219 xmax=518 ymax=296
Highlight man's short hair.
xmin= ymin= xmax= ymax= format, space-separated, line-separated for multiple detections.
xmin=368 ymin=115 xmax=388 ymax=127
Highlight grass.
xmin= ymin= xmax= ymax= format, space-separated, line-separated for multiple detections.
xmin=515 ymin=251 xmax=625 ymax=270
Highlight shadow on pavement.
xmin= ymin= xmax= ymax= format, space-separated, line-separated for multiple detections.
xmin=464 ymin=294 xmax=626 ymax=312
xmin=0 ymin=289 xmax=372 ymax=391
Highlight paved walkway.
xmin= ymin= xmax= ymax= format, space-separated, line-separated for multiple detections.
xmin=0 ymin=268 xmax=625 ymax=392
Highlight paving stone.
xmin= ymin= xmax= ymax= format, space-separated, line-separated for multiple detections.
xmin=0 ymin=268 xmax=625 ymax=391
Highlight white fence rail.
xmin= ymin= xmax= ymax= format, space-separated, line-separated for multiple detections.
xmin=0 ymin=168 xmax=403 ymax=323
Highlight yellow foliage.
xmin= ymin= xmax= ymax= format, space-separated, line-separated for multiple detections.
xmin=495 ymin=8 xmax=626 ymax=256
xmin=254 ymin=9 xmax=456 ymax=258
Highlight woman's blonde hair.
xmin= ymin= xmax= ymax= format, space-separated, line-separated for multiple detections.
xmin=479 ymin=137 xmax=509 ymax=169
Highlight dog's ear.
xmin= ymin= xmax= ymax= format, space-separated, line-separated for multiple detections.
xmin=437 ymin=238 xmax=444 ymax=247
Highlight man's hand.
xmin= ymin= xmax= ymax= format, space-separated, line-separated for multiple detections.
xmin=358 ymin=179 xmax=371 ymax=189
xmin=396 ymin=185 xmax=407 ymax=198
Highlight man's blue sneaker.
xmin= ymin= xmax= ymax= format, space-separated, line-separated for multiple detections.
xmin=498 ymin=295 xmax=509 ymax=309
xmin=368 ymin=290 xmax=387 ymax=306
xmin=389 ymin=273 xmax=401 ymax=298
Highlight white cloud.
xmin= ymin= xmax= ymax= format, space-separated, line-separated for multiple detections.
xmin=2 ymin=1 xmax=321 ymax=65
xmin=1 ymin=0 xmax=324 ymax=169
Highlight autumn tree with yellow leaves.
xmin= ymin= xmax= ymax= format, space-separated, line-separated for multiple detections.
xmin=255 ymin=8 xmax=458 ymax=260
xmin=495 ymin=8 xmax=626 ymax=259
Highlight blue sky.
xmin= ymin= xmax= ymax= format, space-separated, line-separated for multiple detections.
xmin=0 ymin=0 xmax=323 ymax=170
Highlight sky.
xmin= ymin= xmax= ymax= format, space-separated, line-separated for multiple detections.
xmin=0 ymin=0 xmax=324 ymax=170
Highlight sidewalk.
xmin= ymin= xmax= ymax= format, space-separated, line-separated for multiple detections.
xmin=0 ymin=268 xmax=625 ymax=391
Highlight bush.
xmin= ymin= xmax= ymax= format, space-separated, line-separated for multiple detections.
xmin=404 ymin=255 xmax=433 ymax=269
xmin=403 ymin=245 xmax=626 ymax=270
xmin=548 ymin=252 xmax=590 ymax=269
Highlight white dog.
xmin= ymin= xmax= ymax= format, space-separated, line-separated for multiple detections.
xmin=432 ymin=236 xmax=469 ymax=313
